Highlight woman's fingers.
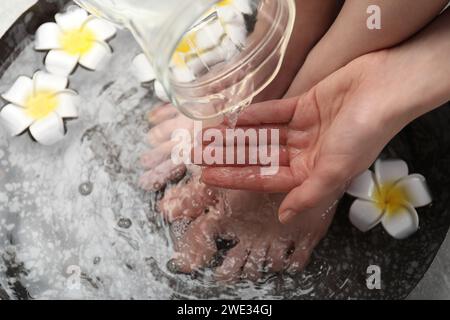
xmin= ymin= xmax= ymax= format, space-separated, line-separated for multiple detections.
xmin=241 ymin=244 xmax=268 ymax=281
xmin=235 ymin=98 xmax=298 ymax=126
xmin=201 ymin=125 xmax=288 ymax=146
xmin=169 ymin=215 xmax=220 ymax=274
xmin=201 ymin=166 xmax=298 ymax=192
xmin=192 ymin=145 xmax=289 ymax=168
xmin=278 ymin=161 xmax=349 ymax=223
xmin=148 ymin=104 xmax=178 ymax=125
xmin=214 ymin=242 xmax=248 ymax=282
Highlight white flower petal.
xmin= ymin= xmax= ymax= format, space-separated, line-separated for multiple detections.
xmin=1 ymin=76 xmax=33 ymax=106
xmin=349 ymin=199 xmax=383 ymax=232
xmin=217 ymin=6 xmax=248 ymax=47
xmin=374 ymin=159 xmax=409 ymax=185
xmin=0 ymin=104 xmax=34 ymax=136
xmin=224 ymin=23 xmax=247 ymax=47
xmin=45 ymin=50 xmax=80 ymax=76
xmin=78 ymin=41 xmax=112 ymax=70
xmin=35 ymin=22 xmax=62 ymax=50
xmin=232 ymin=0 xmax=253 ymax=14
xmin=55 ymin=91 xmax=79 ymax=119
xmin=186 ymin=56 xmax=208 ymax=77
xmin=154 ymin=81 xmax=170 ymax=102
xmin=132 ymin=53 xmax=156 ymax=83
xmin=196 ymin=20 xmax=225 ymax=49
xmin=198 ymin=47 xmax=227 ymax=68
xmin=83 ymin=18 xmax=116 ymax=41
xmin=29 ymin=113 xmax=65 ymax=145
xmin=347 ymin=170 xmax=377 ymax=201
xmin=217 ymin=6 xmax=240 ymax=24
xmin=33 ymin=71 xmax=68 ymax=93
xmin=55 ymin=6 xmax=89 ymax=31
xmin=220 ymin=37 xmax=240 ymax=60
xmin=396 ymin=174 xmax=432 ymax=208
xmin=381 ymin=204 xmax=419 ymax=240
xmin=171 ymin=66 xmax=196 ymax=83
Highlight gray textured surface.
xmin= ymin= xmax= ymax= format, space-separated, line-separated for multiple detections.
xmin=0 ymin=0 xmax=449 ymax=300
xmin=0 ymin=0 xmax=36 ymax=37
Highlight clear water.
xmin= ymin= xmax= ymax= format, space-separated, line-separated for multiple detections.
xmin=0 ymin=30 xmax=320 ymax=300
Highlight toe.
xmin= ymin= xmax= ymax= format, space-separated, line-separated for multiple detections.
xmin=148 ymin=115 xmax=193 ymax=145
xmin=241 ymin=243 xmax=268 ymax=281
xmin=215 ymin=242 xmax=248 ymax=282
xmin=148 ymin=104 xmax=178 ymax=125
xmin=265 ymin=239 xmax=293 ymax=273
xmin=286 ymin=246 xmax=312 ymax=274
xmin=140 ymin=140 xmax=176 ymax=170
xmin=170 ymin=215 xmax=220 ymax=273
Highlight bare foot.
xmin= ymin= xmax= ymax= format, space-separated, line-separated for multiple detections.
xmin=139 ymin=104 xmax=192 ymax=191
xmin=140 ymin=104 xmax=337 ymax=282
xmin=160 ymin=179 xmax=337 ymax=282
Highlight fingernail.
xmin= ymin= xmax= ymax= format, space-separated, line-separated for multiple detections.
xmin=166 ymin=259 xmax=181 ymax=274
xmin=279 ymin=210 xmax=296 ymax=224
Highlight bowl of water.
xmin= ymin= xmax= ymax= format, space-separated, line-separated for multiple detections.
xmin=1 ymin=0 xmax=450 ymax=300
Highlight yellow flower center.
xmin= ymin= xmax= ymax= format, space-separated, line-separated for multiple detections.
xmin=172 ymin=32 xmax=197 ymax=68
xmin=217 ymin=0 xmax=233 ymax=7
xmin=25 ymin=91 xmax=59 ymax=120
xmin=60 ymin=27 xmax=96 ymax=56
xmin=373 ymin=182 xmax=409 ymax=215
xmin=170 ymin=0 xmax=234 ymax=68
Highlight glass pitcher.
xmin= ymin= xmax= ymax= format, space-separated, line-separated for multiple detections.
xmin=74 ymin=0 xmax=296 ymax=120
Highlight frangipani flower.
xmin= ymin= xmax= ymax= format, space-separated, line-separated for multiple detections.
xmin=132 ymin=0 xmax=251 ymax=88
xmin=216 ymin=0 xmax=253 ymax=15
xmin=215 ymin=0 xmax=253 ymax=47
xmin=168 ymin=0 xmax=250 ymax=82
xmin=35 ymin=5 xmax=116 ymax=76
xmin=132 ymin=53 xmax=169 ymax=103
xmin=347 ymin=159 xmax=432 ymax=239
xmin=0 ymin=71 xmax=78 ymax=145
xmin=132 ymin=1 xmax=253 ymax=101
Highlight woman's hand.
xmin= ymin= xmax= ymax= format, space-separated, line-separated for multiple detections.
xmin=201 ymin=52 xmax=411 ymax=223
xmin=203 ymin=6 xmax=450 ymax=224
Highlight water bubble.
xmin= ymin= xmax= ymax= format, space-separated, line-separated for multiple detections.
xmin=118 ymin=218 xmax=132 ymax=229
xmin=104 ymin=157 xmax=114 ymax=167
xmin=171 ymin=218 xmax=191 ymax=240
xmin=153 ymin=182 xmax=162 ymax=191
xmin=79 ymin=182 xmax=93 ymax=196
xmin=206 ymin=188 xmax=214 ymax=197
xmin=93 ymin=257 xmax=101 ymax=265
